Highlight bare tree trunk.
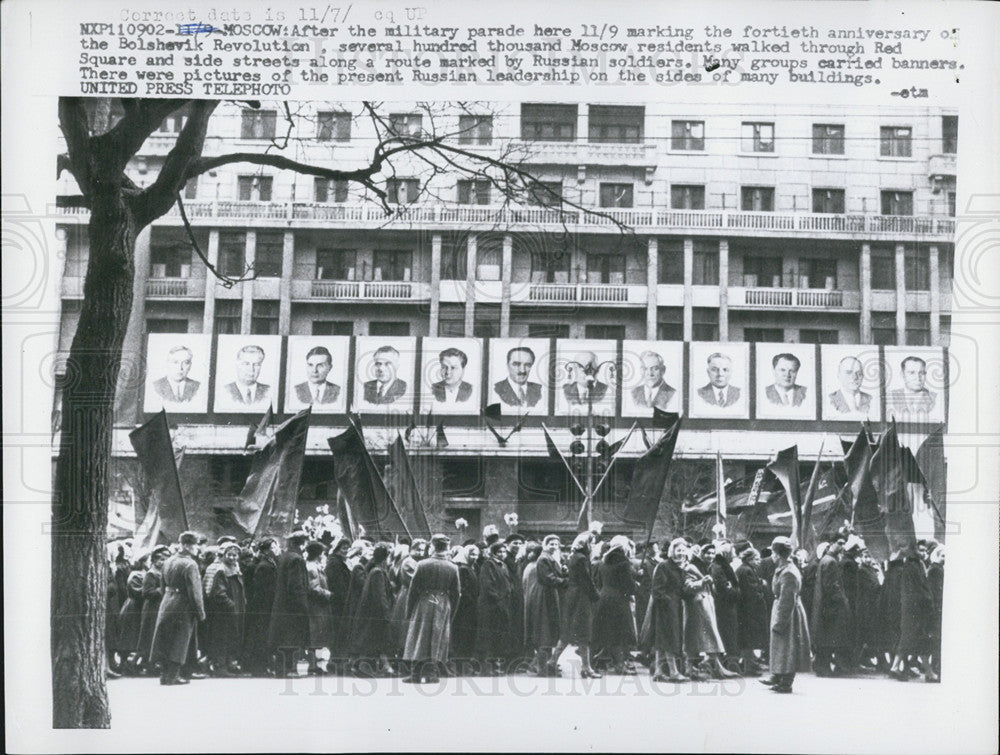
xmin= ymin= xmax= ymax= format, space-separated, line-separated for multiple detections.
xmin=51 ymin=189 xmax=136 ymax=728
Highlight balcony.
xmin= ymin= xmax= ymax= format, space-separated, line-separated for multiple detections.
xmin=516 ymin=283 xmax=646 ymax=305
xmin=145 ymin=277 xmax=205 ymax=298
xmin=512 ymin=139 xmax=659 ymax=167
xmin=293 ymin=279 xmax=427 ymax=301
xmin=928 ymin=153 xmax=957 ymax=178
xmin=730 ymin=286 xmax=860 ymax=310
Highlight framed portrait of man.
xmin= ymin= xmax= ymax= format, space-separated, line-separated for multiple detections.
xmin=553 ymin=339 xmax=617 ymax=417
xmin=884 ymin=346 xmax=948 ymax=423
xmin=284 ymin=335 xmax=350 ymax=414
xmin=212 ymin=334 xmax=282 ymax=414
xmin=754 ymin=343 xmax=817 ymax=420
xmin=621 ymin=340 xmax=683 ymax=417
xmin=353 ymin=336 xmax=417 ymax=414
xmin=688 ymin=342 xmax=750 ymax=419
xmin=820 ymin=344 xmax=883 ymax=422
xmin=142 ymin=333 xmax=211 ymax=414
xmin=419 ymin=337 xmax=483 ymax=415
xmin=487 ymin=338 xmax=551 ymax=416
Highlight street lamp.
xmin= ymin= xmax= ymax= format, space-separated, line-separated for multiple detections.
xmin=564 ymin=355 xmax=617 ymax=528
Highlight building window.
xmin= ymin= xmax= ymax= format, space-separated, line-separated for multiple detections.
xmin=521 ymin=103 xmax=577 ymax=142
xmin=254 ymin=232 xmax=283 ymax=278
xmin=157 ymin=108 xmax=188 ymax=134
xmin=812 ymin=124 xmax=845 ymax=155
xmin=947 ymin=192 xmax=956 ymax=217
xmin=812 ymin=188 xmax=845 ymax=214
xmin=237 ymin=175 xmax=273 ymax=202
xmin=881 ymin=190 xmax=914 ymax=216
xmin=906 ymin=314 xmax=930 ymax=346
xmin=373 ymin=250 xmax=412 ymax=281
xmin=250 ymin=301 xmax=279 ymax=335
xmin=741 ymin=186 xmax=775 ymax=212
xmin=370 ymin=321 xmax=410 ymax=337
xmin=314 ymin=178 xmax=348 ymax=203
xmin=458 ymin=179 xmax=491 ymax=205
xmin=317 ymin=111 xmax=351 ymax=141
xmin=150 ymin=245 xmax=192 ymax=278
xmin=527 ymin=323 xmax=570 ymax=338
xmin=942 ymin=115 xmax=958 ymax=154
xmin=214 ymin=300 xmax=242 ymax=335
xmin=387 ymin=178 xmax=419 ymax=204
xmin=693 ymin=308 xmax=719 ymax=341
xmin=240 ymin=109 xmax=277 ymax=140
xmin=800 ymin=329 xmax=838 ymax=344
xmin=671 ymin=120 xmax=704 ymax=151
xmin=599 ymin=183 xmax=634 ymax=208
xmin=441 ymin=460 xmax=485 ymax=498
xmin=458 ymin=114 xmax=493 ymax=145
xmin=693 ymin=247 xmax=720 ymax=286
xmin=905 ymin=247 xmax=930 ymax=291
xmin=312 ymin=320 xmax=353 ymax=336
xmin=146 ymin=318 xmax=188 ymax=333
xmin=743 ymin=327 xmax=783 ymax=342
xmin=476 ymin=244 xmax=501 ymax=281
xmin=474 ymin=309 xmax=500 ymax=338
xmin=440 ymin=242 xmax=467 ymax=280
xmin=388 ymin=112 xmax=423 ymax=137
xmin=588 ymin=105 xmax=644 ymax=144
xmin=658 ymin=242 xmax=683 ymax=284
xmin=798 ymin=258 xmax=838 ymax=289
xmin=880 ymin=126 xmax=912 ymax=157
xmin=670 ymin=185 xmax=705 ymax=210
xmin=315 ymin=249 xmax=357 ymax=280
xmin=526 ymin=181 xmax=563 ymax=207
xmin=531 ymin=250 xmax=572 ymax=284
xmin=183 ymin=177 xmax=198 ymax=200
xmin=741 ymin=122 xmax=774 ymax=152
xmin=871 ymin=247 xmax=896 ymax=289
xmin=656 ymin=313 xmax=683 ymax=341
xmin=743 ymin=255 xmax=783 ymax=287
xmin=585 ymin=324 xmax=625 ymax=340
xmin=586 ymin=253 xmax=626 ymax=285
xmin=217 ymin=233 xmax=246 ymax=278
xmin=872 ymin=313 xmax=896 ymax=345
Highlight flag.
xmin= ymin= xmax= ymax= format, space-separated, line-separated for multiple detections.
xmin=245 ymin=405 xmax=274 ymax=448
xmin=652 ymin=406 xmax=675 ymax=429
xmin=386 ymin=434 xmax=432 ymax=539
xmin=435 ymin=422 xmax=449 ymax=449
xmin=682 ymin=473 xmax=768 ymax=516
xmin=337 ymin=489 xmax=356 ymax=542
xmin=764 ymin=469 xmax=839 ymax=526
xmin=840 ymin=430 xmax=889 ymax=560
xmin=715 ymin=451 xmax=727 ymax=530
xmin=915 ymin=425 xmax=947 ymax=539
xmin=869 ymin=423 xmax=916 ymax=551
xmin=234 ymin=408 xmax=311 ymax=539
xmin=620 ymin=413 xmax=682 ymax=538
xmin=767 ymin=446 xmax=802 ymax=546
xmin=129 ymin=410 xmax=188 ymax=549
xmin=484 ymin=403 xmax=502 ymax=421
xmin=799 ymin=438 xmax=828 ymax=548
xmin=639 ymin=425 xmax=652 ymax=451
xmin=328 ymin=419 xmax=410 ymax=541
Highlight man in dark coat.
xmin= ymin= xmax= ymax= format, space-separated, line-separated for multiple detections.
xmin=760 ymin=537 xmax=810 ymax=694
xmin=324 ymin=536 xmax=352 ymax=672
xmin=150 ymin=532 xmax=206 ymax=685
xmin=137 ymin=546 xmax=170 ymax=670
xmin=735 ymin=543 xmax=769 ymax=676
xmin=476 ymin=542 xmax=513 ymax=675
xmin=242 ymin=538 xmax=278 ymax=677
xmin=350 ymin=543 xmax=395 ymax=676
xmin=203 ymin=542 xmax=246 ymax=676
xmin=403 ymin=534 xmax=461 ymax=683
xmin=503 ymin=535 xmax=528 ymax=668
xmin=811 ymin=540 xmax=853 ymax=676
xmin=268 ymin=531 xmax=310 ymax=677
xmin=525 ymin=535 xmax=568 ymax=676
xmin=709 ymin=541 xmax=741 ymax=662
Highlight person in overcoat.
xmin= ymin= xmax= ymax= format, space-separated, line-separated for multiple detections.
xmin=389 ymin=545 xmax=419 ymax=661
xmin=643 ymin=538 xmax=690 ymax=683
xmin=476 ymin=541 xmax=513 ymax=675
xmin=927 ymin=546 xmax=944 ymax=679
xmin=137 ymin=546 xmax=170 ymax=671
xmin=304 ymin=540 xmax=333 ymax=671
xmin=344 ymin=540 xmax=371 ymax=656
xmin=267 ymin=531 xmax=310 ymax=677
xmin=681 ymin=549 xmax=738 ymax=680
xmin=592 ymin=536 xmax=639 ymax=675
xmin=323 ymin=537 xmax=352 ymax=672
xmin=116 ymin=557 xmax=148 ymax=671
xmin=203 ymin=542 xmax=246 ymax=676
xmin=709 ymin=541 xmax=741 ymax=661
xmin=503 ymin=537 xmax=528 ymax=666
xmin=525 ymin=536 xmax=569 ymax=676
xmin=403 ymin=534 xmax=461 ymax=683
xmin=150 ymin=532 xmax=207 ymax=685
xmin=810 ymin=540 xmax=852 ymax=676
xmin=761 ymin=536 xmax=811 ymax=694
xmin=561 ymin=532 xmax=601 ymax=678
xmin=450 ymin=545 xmax=479 ymax=670
xmin=887 ymin=542 xmax=937 ymax=682
xmin=350 ymin=542 xmax=395 ymax=676
xmin=241 ymin=538 xmax=278 ymax=676
xmin=734 ymin=543 xmax=769 ymax=676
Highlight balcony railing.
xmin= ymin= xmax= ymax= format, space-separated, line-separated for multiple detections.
xmin=145 ymin=278 xmax=197 ymax=297
xmin=738 ymin=287 xmax=849 ymax=308
xmin=306 ymin=280 xmax=416 ymax=300
xmin=528 ymin=283 xmax=632 ymax=303
xmin=512 ymin=139 xmax=658 ymax=166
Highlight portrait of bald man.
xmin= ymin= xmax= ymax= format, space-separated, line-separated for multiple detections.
xmin=562 ymin=350 xmax=610 ymax=406
xmin=363 ymin=345 xmax=408 ymax=404
xmin=630 ymin=350 xmax=676 ymax=411
xmin=152 ymin=345 xmax=201 ymax=403
xmin=828 ymin=355 xmax=873 ymax=415
xmin=696 ymin=352 xmax=741 ymax=408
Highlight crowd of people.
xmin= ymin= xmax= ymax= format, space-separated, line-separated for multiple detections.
xmin=103 ymin=521 xmax=944 ymax=693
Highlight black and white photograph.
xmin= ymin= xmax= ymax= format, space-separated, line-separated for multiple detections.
xmin=487 ymin=337 xmax=551 ymax=415
xmin=884 ymin=346 xmax=948 ymax=424
xmin=621 ymin=340 xmax=684 ymax=416
xmin=142 ymin=334 xmax=211 ymax=415
xmin=419 ymin=337 xmax=483 ymax=414
xmin=754 ymin=343 xmax=817 ymax=421
xmin=211 ymin=335 xmax=282 ymax=414
xmin=283 ymin=336 xmax=350 ymax=414
xmin=353 ymin=336 xmax=416 ymax=414
xmin=820 ymin=344 xmax=884 ymax=421
xmin=553 ymin=339 xmax=618 ymax=416
xmin=688 ymin=342 xmax=750 ymax=419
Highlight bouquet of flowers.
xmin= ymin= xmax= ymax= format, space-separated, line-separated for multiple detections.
xmin=455 ymin=517 xmax=469 ymax=532
xmin=503 ymin=512 xmax=518 ymax=532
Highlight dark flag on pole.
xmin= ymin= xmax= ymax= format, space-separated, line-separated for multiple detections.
xmin=621 ymin=413 xmax=682 ymax=540
xmin=386 ymin=434 xmax=432 ymax=539
xmin=234 ymin=408 xmax=311 ymax=539
xmin=244 ymin=405 xmax=274 ymax=449
xmin=868 ymin=423 xmax=916 ymax=551
xmin=767 ymin=445 xmax=802 ymax=547
xmin=129 ymin=410 xmax=188 ymax=549
xmin=839 ymin=429 xmax=889 ymax=560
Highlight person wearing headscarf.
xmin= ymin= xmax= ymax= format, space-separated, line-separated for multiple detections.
xmin=734 ymin=542 xmax=769 ymax=676
xmin=561 ymin=531 xmax=601 ymax=678
xmin=350 ymin=542 xmax=395 ymax=676
xmin=519 ymin=541 xmax=543 ymax=672
xmin=450 ymin=544 xmax=479 ymax=671
xmin=389 ymin=543 xmax=419 ymax=667
xmin=323 ymin=536 xmax=352 ymax=673
xmin=643 ymin=538 xmax=690 ymax=683
xmin=476 ymin=541 xmax=513 ymax=676
xmin=811 ymin=538 xmax=852 ymax=676
xmin=525 ymin=535 xmax=569 ymax=677
xmin=304 ymin=540 xmax=332 ymax=673
xmin=345 ymin=539 xmax=372 ymax=657
xmin=137 ymin=545 xmax=171 ymax=674
xmin=268 ymin=531 xmax=310 ymax=678
xmin=760 ymin=536 xmax=811 ymax=694
xmin=709 ymin=540 xmax=741 ymax=665
xmin=592 ymin=535 xmax=639 ymax=675
xmin=403 ymin=534 xmax=461 ymax=683
xmin=116 ymin=552 xmax=149 ymax=674
xmin=203 ymin=541 xmax=246 ymax=677
xmin=241 ymin=538 xmax=278 ymax=677
xmin=681 ymin=540 xmax=738 ymax=680
xmin=150 ymin=532 xmax=207 ymax=685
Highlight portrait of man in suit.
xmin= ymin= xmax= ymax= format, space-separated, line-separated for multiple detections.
xmin=828 ymin=356 xmax=873 ymax=415
xmin=494 ymin=346 xmax=542 ymax=408
xmin=563 ymin=351 xmax=610 ymax=406
xmin=696 ymin=352 xmax=741 ymax=407
xmin=887 ymin=355 xmax=937 ymax=416
xmin=764 ymin=352 xmax=808 ymax=408
xmin=152 ymin=345 xmax=201 ymax=404
xmin=293 ymin=345 xmax=341 ymax=405
xmin=362 ymin=345 xmax=408 ymax=404
xmin=431 ymin=347 xmax=474 ymax=404
xmin=630 ymin=350 xmax=676 ymax=411
xmin=222 ymin=344 xmax=271 ymax=407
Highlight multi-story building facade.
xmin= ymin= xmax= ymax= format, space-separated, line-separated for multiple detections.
xmin=54 ymin=101 xmax=955 ymax=542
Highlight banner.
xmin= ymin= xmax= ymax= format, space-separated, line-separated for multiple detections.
xmin=385 ymin=434 xmax=432 ymax=540
xmin=767 ymin=445 xmax=802 ymax=546
xmin=869 ymin=423 xmax=916 ymax=550
xmin=621 ymin=413 xmax=682 ymax=536
xmin=128 ymin=410 xmax=187 ymax=549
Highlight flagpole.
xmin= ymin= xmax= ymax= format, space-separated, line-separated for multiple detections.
xmin=800 ymin=434 xmax=828 ymax=546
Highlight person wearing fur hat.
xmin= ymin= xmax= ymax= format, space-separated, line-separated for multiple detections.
xmin=403 ymin=534 xmax=462 ymax=683
xmin=592 ymin=535 xmax=639 ymax=675
xmin=242 ymin=538 xmax=278 ymax=677
xmin=483 ymin=524 xmax=501 ymax=547
xmin=389 ymin=543 xmax=419 ymax=668
xmin=643 ymin=538 xmax=690 ymax=683
xmin=476 ymin=541 xmax=514 ymax=675
xmin=136 ymin=545 xmax=171 ymax=674
xmin=561 ymin=531 xmax=601 ymax=678
xmin=503 ymin=535 xmax=528 ymax=667
xmin=450 ymin=545 xmax=479 ymax=671
xmin=760 ymin=536 xmax=811 ymax=694
xmin=268 ymin=531 xmax=310 ymax=677
xmin=151 ymin=531 xmax=207 ymax=685
xmin=735 ymin=543 xmax=769 ymax=676
xmin=323 ymin=536 xmax=352 ymax=674
xmin=811 ymin=538 xmax=852 ymax=677
xmin=708 ymin=540 xmax=741 ymax=667
xmin=351 ymin=542 xmax=396 ymax=677
xmin=680 ymin=541 xmax=738 ymax=681
xmin=203 ymin=541 xmax=246 ymax=677
xmin=116 ymin=551 xmax=149 ymax=674
xmin=304 ymin=540 xmax=332 ymax=673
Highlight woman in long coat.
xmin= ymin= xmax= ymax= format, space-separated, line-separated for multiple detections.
xmin=203 ymin=542 xmax=246 ymax=676
xmin=116 ymin=559 xmax=148 ymax=671
xmin=450 ymin=546 xmax=479 ymax=668
xmin=389 ymin=547 xmax=418 ymax=660
xmin=709 ymin=543 xmax=741 ymax=661
xmin=681 ymin=552 xmax=738 ymax=679
xmin=810 ymin=543 xmax=852 ymax=675
xmin=642 ymin=538 xmax=689 ymax=682
xmin=350 ymin=543 xmax=395 ymax=676
xmin=764 ymin=536 xmax=811 ymax=693
xmin=268 ymin=532 xmax=310 ymax=677
xmin=524 ymin=538 xmax=567 ymax=676
xmin=735 ymin=545 xmax=769 ymax=675
xmin=137 ymin=546 xmax=170 ymax=671
xmin=476 ymin=542 xmax=513 ymax=675
xmin=242 ymin=539 xmax=278 ymax=676
xmin=323 ymin=538 xmax=352 ymax=671
xmin=305 ymin=541 xmax=332 ymax=670
xmin=887 ymin=544 xmax=936 ymax=681
xmin=561 ymin=533 xmax=601 ymax=677
xmin=592 ymin=536 xmax=638 ymax=674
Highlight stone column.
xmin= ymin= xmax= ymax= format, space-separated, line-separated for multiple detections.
xmin=241 ymin=231 xmax=256 ymax=334
xmin=202 ymin=229 xmax=219 ymax=334
xmin=859 ymin=243 xmax=872 ymax=343
xmin=718 ymin=239 xmax=730 ymax=342
xmin=278 ymin=230 xmax=294 ymax=335
xmin=929 ymin=245 xmax=941 ymax=344
xmin=682 ymin=237 xmax=694 ymax=341
xmin=429 ymin=233 xmax=442 ymax=337
xmin=464 ymin=234 xmax=477 ymax=337
xmin=500 ymin=234 xmax=513 ymax=338
xmin=646 ymin=237 xmax=658 ymax=340
xmin=895 ymin=243 xmax=906 ymax=345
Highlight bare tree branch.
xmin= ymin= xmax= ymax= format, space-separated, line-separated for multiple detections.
xmin=175 ymin=192 xmax=254 ymax=287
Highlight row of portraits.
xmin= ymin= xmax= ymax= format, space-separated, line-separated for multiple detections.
xmin=142 ymin=334 xmax=949 ymax=424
